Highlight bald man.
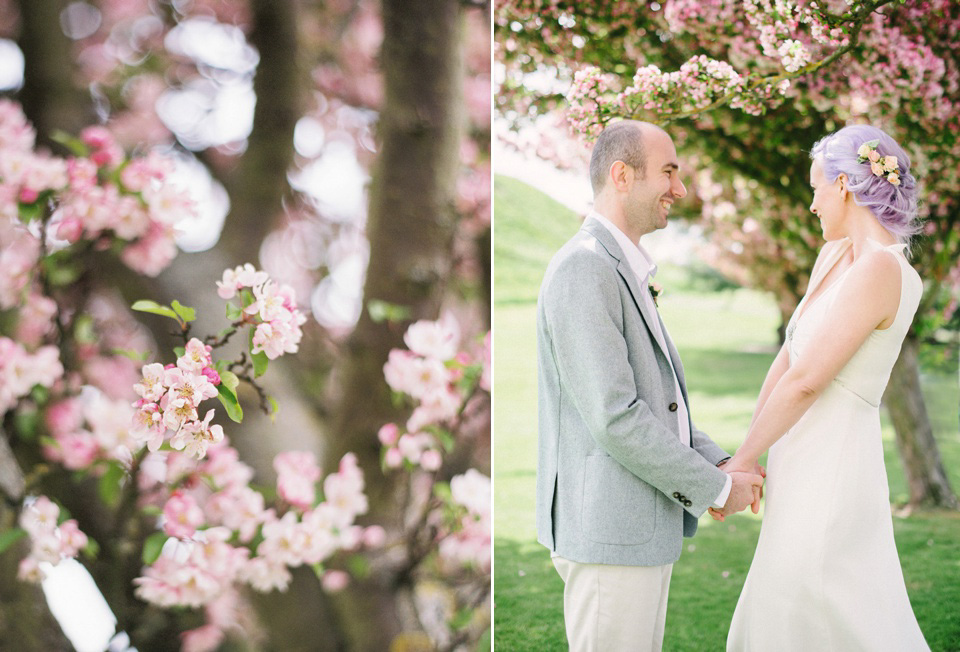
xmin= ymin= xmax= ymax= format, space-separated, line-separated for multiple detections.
xmin=536 ymin=121 xmax=763 ymax=650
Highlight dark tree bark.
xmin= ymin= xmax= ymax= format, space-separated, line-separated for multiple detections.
xmin=0 ymin=508 xmax=74 ymax=652
xmin=325 ymin=0 xmax=465 ymax=648
xmin=217 ymin=0 xmax=304 ymax=263
xmin=16 ymin=0 xmax=92 ymax=144
xmin=883 ymin=335 xmax=959 ymax=510
xmin=0 ymin=431 xmax=73 ymax=651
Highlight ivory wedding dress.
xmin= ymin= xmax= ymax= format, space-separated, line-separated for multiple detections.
xmin=727 ymin=238 xmax=929 ymax=651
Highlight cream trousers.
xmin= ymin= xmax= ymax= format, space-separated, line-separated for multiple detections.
xmin=553 ymin=556 xmax=673 ymax=652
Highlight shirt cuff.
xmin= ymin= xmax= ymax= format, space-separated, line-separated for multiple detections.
xmin=713 ymin=473 xmax=733 ymax=509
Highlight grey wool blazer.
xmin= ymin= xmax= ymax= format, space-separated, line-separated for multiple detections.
xmin=536 ymin=217 xmax=730 ymax=567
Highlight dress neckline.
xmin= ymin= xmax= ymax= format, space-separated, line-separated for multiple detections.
xmin=792 ymin=239 xmax=854 ymax=327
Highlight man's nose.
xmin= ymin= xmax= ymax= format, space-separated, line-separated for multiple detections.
xmin=673 ymin=177 xmax=687 ymax=199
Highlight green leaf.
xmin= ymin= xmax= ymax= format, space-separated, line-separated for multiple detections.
xmin=111 ymin=348 xmax=150 ymax=362
xmin=367 ymin=299 xmax=412 ymax=324
xmin=226 ymin=302 xmax=244 ymax=321
xmin=252 ymin=351 xmax=268 ymax=378
xmin=98 ymin=461 xmax=126 ymax=508
xmin=433 ymin=481 xmax=452 ymax=503
xmin=17 ymin=200 xmax=44 ymax=223
xmin=73 ymin=315 xmax=96 ymax=344
xmin=131 ymin=300 xmax=179 ymax=321
xmin=347 ymin=554 xmax=370 ymax=579
xmin=142 ymin=531 xmax=169 ymax=565
xmin=267 ymin=396 xmax=279 ymax=422
xmin=0 ymin=528 xmax=28 ymax=555
xmin=171 ymin=300 xmax=197 ymax=323
xmin=14 ymin=409 xmax=39 ymax=442
xmin=141 ymin=505 xmax=162 ymax=517
xmin=219 ymin=370 xmax=240 ymax=393
xmin=240 ymin=288 xmax=255 ymax=309
xmin=51 ymin=130 xmax=90 ymax=157
xmin=216 ymin=384 xmax=243 ymax=423
xmin=249 ymin=327 xmax=268 ymax=377
xmin=434 ymin=429 xmax=455 ymax=453
xmin=174 ymin=346 xmax=185 ymax=358
xmin=43 ymin=258 xmax=82 ymax=287
xmin=29 ymin=385 xmax=50 ymax=405
xmin=82 ymin=536 xmax=100 ymax=560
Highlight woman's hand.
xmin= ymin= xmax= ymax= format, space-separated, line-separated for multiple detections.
xmin=709 ymin=456 xmax=767 ymax=521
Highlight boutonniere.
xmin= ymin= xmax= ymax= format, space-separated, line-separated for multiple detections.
xmin=649 ymin=281 xmax=662 ymax=307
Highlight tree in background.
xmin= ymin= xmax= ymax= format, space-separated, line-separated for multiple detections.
xmin=496 ymin=0 xmax=958 ymax=509
xmin=0 ymin=0 xmax=491 ymax=650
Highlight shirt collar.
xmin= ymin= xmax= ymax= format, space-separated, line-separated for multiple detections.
xmin=587 ymin=210 xmax=658 ymax=281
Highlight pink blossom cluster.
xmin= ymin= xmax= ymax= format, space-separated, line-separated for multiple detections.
xmin=0 ymin=100 xmax=68 ymax=204
xmin=56 ymin=129 xmax=188 ymax=277
xmin=565 ymin=67 xmax=616 ymax=140
xmin=16 ymin=496 xmax=89 ymax=583
xmin=133 ymin=527 xmax=249 ymax=608
xmin=131 ymin=338 xmax=223 ymax=460
xmin=0 ymin=218 xmax=41 ymax=310
xmin=742 ymin=0 xmax=847 ymax=67
xmin=0 ymin=337 xmax=63 ymax=415
xmin=217 ymin=264 xmax=307 ymax=360
xmin=0 ymin=101 xmax=190 ymax=279
xmin=619 ymin=56 xmax=746 ymax=116
xmin=43 ymin=392 xmax=142 ymax=470
xmin=134 ymin=445 xmax=376 ymax=620
xmin=380 ymin=314 xmax=476 ymax=471
xmin=437 ymin=469 xmax=491 ymax=572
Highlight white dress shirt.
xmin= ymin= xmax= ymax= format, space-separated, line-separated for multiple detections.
xmin=590 ymin=211 xmax=731 ymax=509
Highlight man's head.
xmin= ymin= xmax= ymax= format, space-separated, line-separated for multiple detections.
xmin=589 ymin=120 xmax=687 ymax=239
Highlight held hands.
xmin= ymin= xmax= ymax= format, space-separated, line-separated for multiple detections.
xmin=708 ymin=457 xmax=766 ymax=522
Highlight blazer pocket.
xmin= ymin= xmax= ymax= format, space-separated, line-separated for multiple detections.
xmin=581 ymin=454 xmax=657 ymax=545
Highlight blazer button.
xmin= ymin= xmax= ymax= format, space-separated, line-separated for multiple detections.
xmin=673 ymin=492 xmax=681 ymax=499
xmin=669 ymin=402 xmax=678 ymax=412
xmin=684 ymin=500 xmax=692 ymax=507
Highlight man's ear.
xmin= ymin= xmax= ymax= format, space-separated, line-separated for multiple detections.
xmin=610 ymin=161 xmax=631 ymax=192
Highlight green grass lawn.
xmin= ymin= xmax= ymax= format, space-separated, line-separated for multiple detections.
xmin=492 ymin=175 xmax=960 ymax=651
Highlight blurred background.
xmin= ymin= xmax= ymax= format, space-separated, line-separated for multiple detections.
xmin=491 ymin=1 xmax=960 ymax=649
xmin=0 ymin=1 xmax=491 ymax=650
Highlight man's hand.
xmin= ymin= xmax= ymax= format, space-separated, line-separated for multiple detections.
xmin=709 ymin=471 xmax=764 ymax=521
xmin=713 ymin=457 xmax=766 ymax=520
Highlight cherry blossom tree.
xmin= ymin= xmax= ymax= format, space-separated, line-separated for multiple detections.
xmin=0 ymin=0 xmax=491 ymax=649
xmin=496 ymin=0 xmax=958 ymax=509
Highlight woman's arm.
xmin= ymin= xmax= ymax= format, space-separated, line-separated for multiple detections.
xmin=748 ymin=343 xmax=791 ymax=429
xmin=725 ymin=249 xmax=902 ymax=473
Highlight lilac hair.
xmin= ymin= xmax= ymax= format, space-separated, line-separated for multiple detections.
xmin=810 ymin=125 xmax=921 ymax=244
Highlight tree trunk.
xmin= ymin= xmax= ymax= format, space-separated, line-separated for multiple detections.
xmin=0 ymin=506 xmax=74 ymax=651
xmin=883 ymin=334 xmax=959 ymax=510
xmin=326 ymin=0 xmax=465 ymax=648
xmin=0 ymin=432 xmax=73 ymax=651
xmin=217 ymin=0 xmax=303 ymax=262
xmin=16 ymin=0 xmax=92 ymax=144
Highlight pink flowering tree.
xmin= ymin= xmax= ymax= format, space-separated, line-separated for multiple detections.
xmin=0 ymin=0 xmax=490 ymax=650
xmin=496 ymin=0 xmax=958 ymax=509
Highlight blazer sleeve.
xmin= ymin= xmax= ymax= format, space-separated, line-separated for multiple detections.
xmin=543 ymin=249 xmax=727 ymax=516
xmin=690 ymin=421 xmax=730 ymax=467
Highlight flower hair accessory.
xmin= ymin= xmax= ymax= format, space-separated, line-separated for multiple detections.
xmin=856 ymin=140 xmax=901 ymax=186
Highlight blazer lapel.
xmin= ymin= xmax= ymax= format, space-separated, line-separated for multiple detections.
xmin=581 ymin=218 xmax=672 ymax=362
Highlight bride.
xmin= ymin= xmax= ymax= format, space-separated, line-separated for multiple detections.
xmin=715 ymin=125 xmax=930 ymax=651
